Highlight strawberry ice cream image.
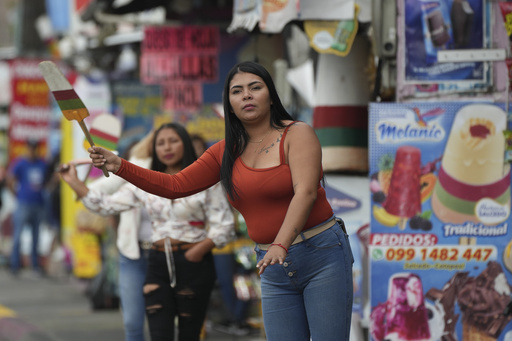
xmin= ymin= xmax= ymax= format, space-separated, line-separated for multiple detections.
xmin=371 ymin=273 xmax=430 ymax=341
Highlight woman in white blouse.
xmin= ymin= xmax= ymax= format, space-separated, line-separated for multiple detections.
xmin=59 ymin=122 xmax=236 ymax=341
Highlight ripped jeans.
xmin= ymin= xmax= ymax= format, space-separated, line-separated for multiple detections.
xmin=143 ymin=249 xmax=216 ymax=341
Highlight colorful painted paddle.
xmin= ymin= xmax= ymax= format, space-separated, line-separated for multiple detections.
xmin=38 ymin=61 xmax=109 ymax=177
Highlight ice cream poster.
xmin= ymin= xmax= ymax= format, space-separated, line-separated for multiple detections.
xmin=402 ymin=0 xmax=486 ymax=83
xmin=369 ymin=102 xmax=512 ymax=341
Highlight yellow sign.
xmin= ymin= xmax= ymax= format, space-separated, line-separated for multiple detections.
xmin=61 ymin=119 xmax=102 ymax=279
xmin=304 ymin=5 xmax=359 ymax=57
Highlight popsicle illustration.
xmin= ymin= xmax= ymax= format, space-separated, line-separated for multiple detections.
xmin=383 ymin=146 xmax=422 ymax=229
xmin=38 ymin=61 xmax=109 ymax=177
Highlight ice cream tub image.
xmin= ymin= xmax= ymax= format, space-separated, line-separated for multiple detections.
xmin=432 ymin=104 xmax=510 ymax=224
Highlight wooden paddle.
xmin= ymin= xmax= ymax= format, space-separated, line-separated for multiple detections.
xmin=38 ymin=61 xmax=109 ymax=177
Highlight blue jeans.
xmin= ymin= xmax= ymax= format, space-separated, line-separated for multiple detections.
xmin=255 ymin=219 xmax=354 ymax=341
xmin=10 ymin=203 xmax=44 ymax=272
xmin=118 ymin=248 xmax=149 ymax=341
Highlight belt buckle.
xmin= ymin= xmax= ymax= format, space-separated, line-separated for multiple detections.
xmin=140 ymin=241 xmax=153 ymax=250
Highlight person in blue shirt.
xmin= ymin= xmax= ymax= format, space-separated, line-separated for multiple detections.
xmin=7 ymin=139 xmax=48 ymax=276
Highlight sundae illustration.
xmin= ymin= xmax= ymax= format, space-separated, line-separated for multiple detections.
xmin=432 ymin=104 xmax=510 ymax=224
xmin=370 ymin=273 xmax=431 ymax=341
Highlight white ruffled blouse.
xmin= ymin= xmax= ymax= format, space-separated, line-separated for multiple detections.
xmin=82 ymin=181 xmax=236 ymax=248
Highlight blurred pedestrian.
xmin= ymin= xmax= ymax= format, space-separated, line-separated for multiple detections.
xmin=190 ymin=134 xmax=208 ymax=159
xmin=6 ymin=139 xmax=49 ymax=276
xmin=59 ymin=123 xmax=236 ymax=341
xmin=87 ymin=131 xmax=154 ymax=341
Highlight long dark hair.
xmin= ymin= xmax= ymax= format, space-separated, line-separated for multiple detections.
xmin=150 ymin=122 xmax=197 ymax=172
xmin=220 ymin=61 xmax=294 ymax=200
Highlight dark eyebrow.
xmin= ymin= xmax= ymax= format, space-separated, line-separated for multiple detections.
xmin=230 ymin=81 xmax=263 ymax=91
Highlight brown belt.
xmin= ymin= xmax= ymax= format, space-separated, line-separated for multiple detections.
xmin=151 ymin=242 xmax=198 ymax=253
xmin=257 ymin=217 xmax=337 ymax=251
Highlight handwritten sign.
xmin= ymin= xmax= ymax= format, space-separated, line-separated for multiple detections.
xmin=140 ymin=54 xmax=218 ymax=84
xmin=143 ymin=26 xmax=219 ymax=53
xmin=163 ymin=82 xmax=202 ymax=111
xmin=141 ymin=26 xmax=219 ymax=84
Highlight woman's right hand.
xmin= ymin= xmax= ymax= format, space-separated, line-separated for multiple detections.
xmin=56 ymin=163 xmax=78 ymax=184
xmin=88 ymin=146 xmax=122 ymax=173
xmin=56 ymin=162 xmax=90 ymax=199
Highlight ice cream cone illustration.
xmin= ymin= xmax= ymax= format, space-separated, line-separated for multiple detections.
xmin=432 ymin=104 xmax=510 ymax=224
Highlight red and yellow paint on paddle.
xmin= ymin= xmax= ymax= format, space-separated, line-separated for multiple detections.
xmin=51 ymin=89 xmax=89 ymax=121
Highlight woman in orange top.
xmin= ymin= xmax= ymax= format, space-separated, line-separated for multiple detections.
xmin=87 ymin=61 xmax=354 ymax=341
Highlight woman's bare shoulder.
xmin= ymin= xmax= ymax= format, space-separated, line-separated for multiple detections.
xmin=284 ymin=121 xmax=315 ymax=135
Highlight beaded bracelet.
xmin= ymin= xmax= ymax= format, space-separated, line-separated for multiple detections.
xmin=270 ymin=243 xmax=288 ymax=253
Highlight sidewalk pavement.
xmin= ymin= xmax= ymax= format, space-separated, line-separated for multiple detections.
xmin=0 ymin=268 xmax=266 ymax=341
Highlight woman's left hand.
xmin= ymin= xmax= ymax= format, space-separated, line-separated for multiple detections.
xmin=257 ymin=246 xmax=287 ymax=275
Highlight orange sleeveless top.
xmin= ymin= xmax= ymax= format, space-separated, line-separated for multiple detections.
xmin=116 ymin=123 xmax=333 ymax=244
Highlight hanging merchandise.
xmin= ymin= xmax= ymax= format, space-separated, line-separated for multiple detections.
xmin=259 ymin=0 xmax=299 ymax=33
xmin=44 ymin=0 xmax=70 ymax=34
xmin=304 ymin=4 xmax=359 ymax=57
xmin=227 ymin=0 xmax=366 ymax=34
xmin=227 ymin=0 xmax=261 ymax=33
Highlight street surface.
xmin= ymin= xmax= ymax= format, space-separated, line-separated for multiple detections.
xmin=0 ymin=268 xmax=266 ymax=341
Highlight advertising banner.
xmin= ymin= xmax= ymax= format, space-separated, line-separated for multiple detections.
xmin=8 ymin=59 xmax=52 ymax=161
xmin=402 ymin=0 xmax=486 ymax=83
xmin=369 ymin=102 xmax=512 ymax=341
xmin=395 ymin=0 xmax=504 ymax=102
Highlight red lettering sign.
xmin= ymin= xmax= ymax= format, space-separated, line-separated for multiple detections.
xmin=140 ymin=26 xmax=219 ymax=85
xmin=142 ymin=26 xmax=219 ymax=53
xmin=140 ymin=54 xmax=218 ymax=84
xmin=162 ymin=82 xmax=203 ymax=111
